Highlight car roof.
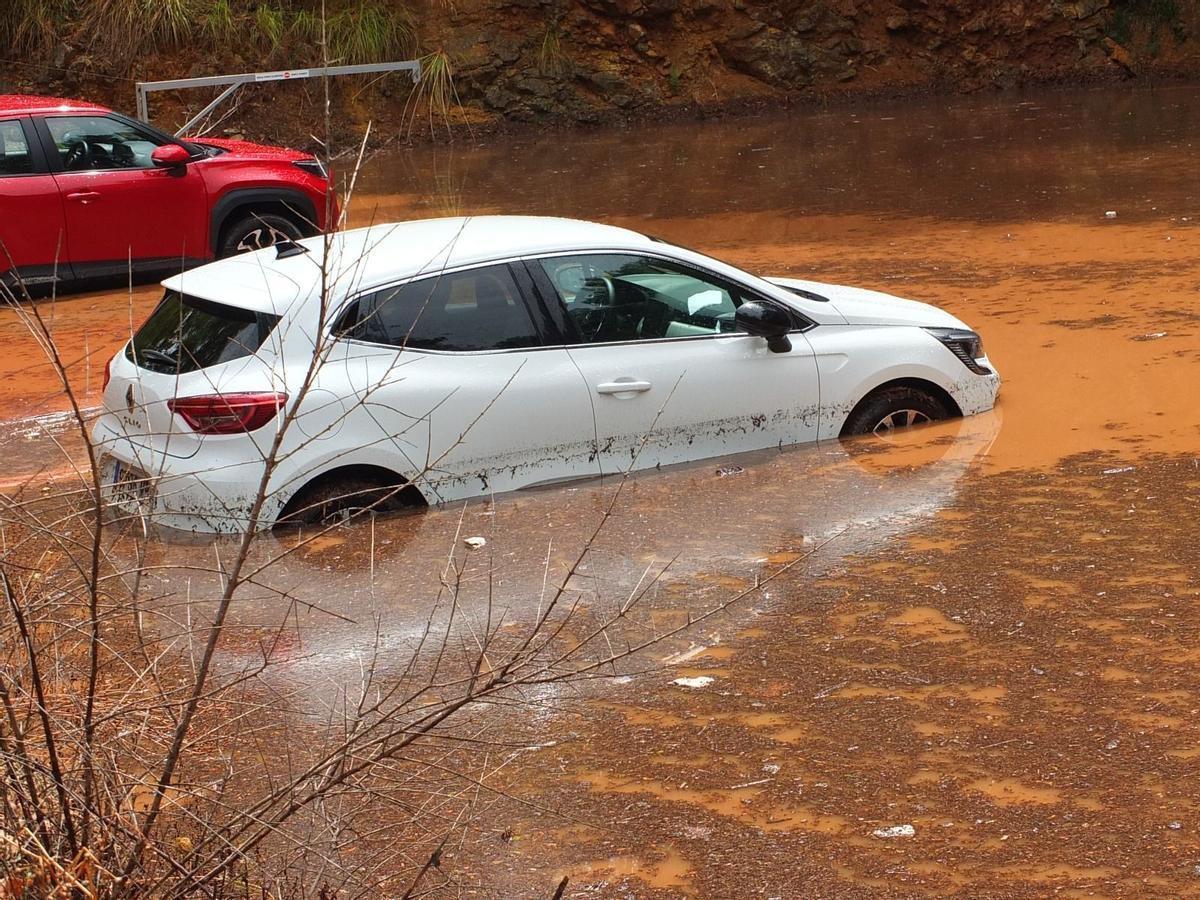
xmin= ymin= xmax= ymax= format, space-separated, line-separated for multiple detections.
xmin=0 ymin=94 xmax=111 ymax=116
xmin=163 ymin=216 xmax=657 ymax=315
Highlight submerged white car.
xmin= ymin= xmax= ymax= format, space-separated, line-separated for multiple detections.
xmin=93 ymin=216 xmax=1000 ymax=533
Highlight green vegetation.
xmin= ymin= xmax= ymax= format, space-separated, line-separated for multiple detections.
xmin=0 ymin=0 xmax=72 ymax=52
xmin=406 ymin=48 xmax=461 ymax=137
xmin=0 ymin=0 xmax=416 ymax=68
xmin=333 ymin=2 xmax=415 ymax=63
xmin=1107 ymin=0 xmax=1194 ymax=51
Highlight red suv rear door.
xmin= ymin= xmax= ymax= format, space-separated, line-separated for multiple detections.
xmin=35 ymin=113 xmax=209 ymax=279
xmin=0 ymin=115 xmax=73 ymax=287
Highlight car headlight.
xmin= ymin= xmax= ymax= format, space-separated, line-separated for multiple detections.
xmin=293 ymin=158 xmax=328 ymax=180
xmin=923 ymin=327 xmax=991 ymax=374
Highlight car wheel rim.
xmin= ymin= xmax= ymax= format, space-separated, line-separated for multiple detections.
xmin=872 ymin=408 xmax=932 ymax=435
xmin=236 ymin=225 xmax=290 ymax=253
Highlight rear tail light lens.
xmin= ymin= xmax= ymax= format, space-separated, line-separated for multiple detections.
xmin=168 ymin=393 xmax=287 ymax=435
xmin=102 ymin=357 xmax=113 ymax=393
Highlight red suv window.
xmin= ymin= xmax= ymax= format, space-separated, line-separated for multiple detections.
xmin=0 ymin=119 xmax=34 ymax=176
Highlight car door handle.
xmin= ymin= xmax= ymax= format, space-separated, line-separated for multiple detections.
xmin=596 ymin=380 xmax=652 ymax=395
xmin=66 ymin=191 xmax=101 ymax=203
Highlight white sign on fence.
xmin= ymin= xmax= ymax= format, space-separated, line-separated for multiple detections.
xmin=254 ymin=69 xmax=311 ymax=83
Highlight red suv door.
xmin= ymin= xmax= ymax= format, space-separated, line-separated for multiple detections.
xmin=0 ymin=116 xmax=72 ymax=287
xmin=36 ymin=113 xmax=209 ymax=279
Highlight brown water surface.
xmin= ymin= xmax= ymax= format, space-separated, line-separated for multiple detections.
xmin=3 ymin=83 xmax=1200 ymax=897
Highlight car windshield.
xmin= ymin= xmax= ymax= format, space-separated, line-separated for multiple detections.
xmin=126 ymin=291 xmax=278 ymax=374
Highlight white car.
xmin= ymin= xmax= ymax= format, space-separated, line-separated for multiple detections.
xmin=93 ymin=216 xmax=1000 ymax=533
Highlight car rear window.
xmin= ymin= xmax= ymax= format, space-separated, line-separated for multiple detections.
xmin=126 ymin=291 xmax=278 ymax=374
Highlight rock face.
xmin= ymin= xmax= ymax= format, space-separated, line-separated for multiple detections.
xmin=4 ymin=1 xmax=1193 ymax=134
xmin=423 ymin=0 xmax=1134 ymax=122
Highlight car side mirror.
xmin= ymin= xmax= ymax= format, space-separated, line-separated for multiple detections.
xmin=151 ymin=144 xmax=190 ymax=168
xmin=735 ymin=300 xmax=793 ymax=353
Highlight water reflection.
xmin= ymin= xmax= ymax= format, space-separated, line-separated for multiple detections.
xmin=354 ymin=84 xmax=1200 ymax=226
xmin=126 ymin=413 xmax=998 ymax=690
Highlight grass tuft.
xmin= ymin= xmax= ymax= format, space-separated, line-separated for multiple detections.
xmin=2 ymin=0 xmax=418 ymax=68
xmin=326 ymin=2 xmax=416 ymax=64
xmin=404 ymin=48 xmax=464 ymax=138
xmin=538 ymin=23 xmax=569 ymax=75
xmin=254 ymin=3 xmax=288 ymax=54
xmin=0 ymin=0 xmax=72 ymax=52
xmin=201 ymin=0 xmax=237 ymax=45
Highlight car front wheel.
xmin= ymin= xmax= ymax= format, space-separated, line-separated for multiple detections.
xmin=219 ymin=213 xmax=303 ymax=257
xmin=841 ymin=386 xmax=950 ymax=437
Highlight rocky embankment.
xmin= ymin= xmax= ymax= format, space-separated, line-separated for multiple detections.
xmin=3 ymin=1 xmax=1197 ymax=136
xmin=431 ymin=0 xmax=1191 ymax=123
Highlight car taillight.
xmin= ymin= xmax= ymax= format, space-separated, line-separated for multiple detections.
xmin=103 ymin=357 xmax=113 ymax=393
xmin=168 ymin=393 xmax=287 ymax=435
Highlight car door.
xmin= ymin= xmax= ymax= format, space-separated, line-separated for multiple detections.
xmin=0 ymin=116 xmax=73 ymax=286
xmin=529 ymin=252 xmax=822 ymax=476
xmin=324 ymin=262 xmax=601 ymax=502
xmin=36 ymin=113 xmax=208 ymax=278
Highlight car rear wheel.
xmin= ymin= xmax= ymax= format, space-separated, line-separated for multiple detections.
xmin=219 ymin=213 xmax=303 ymax=258
xmin=278 ymin=476 xmax=418 ymax=527
xmin=841 ymin=386 xmax=950 ymax=437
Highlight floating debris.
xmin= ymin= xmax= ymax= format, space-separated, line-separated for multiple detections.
xmin=662 ymin=644 xmax=710 ymax=665
xmin=463 ymin=536 xmax=487 ymax=549
xmin=873 ymin=824 xmax=916 ymax=838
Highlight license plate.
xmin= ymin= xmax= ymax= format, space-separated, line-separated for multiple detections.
xmin=104 ymin=457 xmax=153 ymax=515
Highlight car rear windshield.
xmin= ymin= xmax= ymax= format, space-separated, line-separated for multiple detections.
xmin=126 ymin=291 xmax=278 ymax=374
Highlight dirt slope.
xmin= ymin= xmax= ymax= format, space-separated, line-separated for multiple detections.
xmin=3 ymin=1 xmax=1199 ymax=140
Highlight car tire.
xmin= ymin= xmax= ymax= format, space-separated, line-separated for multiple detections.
xmin=278 ymin=477 xmax=416 ymax=527
xmin=219 ymin=213 xmax=304 ymax=258
xmin=841 ymin=386 xmax=950 ymax=437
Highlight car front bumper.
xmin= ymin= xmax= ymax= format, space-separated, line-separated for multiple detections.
xmin=952 ymin=356 xmax=1001 ymax=417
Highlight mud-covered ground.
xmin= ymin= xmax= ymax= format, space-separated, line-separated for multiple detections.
xmin=1 ymin=84 xmax=1198 ymax=896
xmin=464 ymin=453 xmax=1200 ymax=897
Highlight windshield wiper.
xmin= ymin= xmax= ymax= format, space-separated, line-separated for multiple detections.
xmin=137 ymin=347 xmax=181 ymax=369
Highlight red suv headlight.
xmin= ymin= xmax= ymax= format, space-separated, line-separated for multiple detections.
xmin=293 ymin=158 xmax=328 ymax=180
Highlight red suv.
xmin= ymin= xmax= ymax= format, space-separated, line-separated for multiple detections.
xmin=0 ymin=94 xmax=336 ymax=292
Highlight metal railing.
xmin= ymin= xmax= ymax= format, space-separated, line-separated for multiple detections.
xmin=135 ymin=60 xmax=422 ymax=136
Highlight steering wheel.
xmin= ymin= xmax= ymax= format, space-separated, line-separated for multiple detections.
xmin=62 ymin=139 xmax=91 ymax=170
xmin=63 ymin=139 xmax=113 ymax=170
xmin=572 ymin=274 xmax=616 ymax=341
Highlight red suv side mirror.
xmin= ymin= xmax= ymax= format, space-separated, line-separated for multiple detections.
xmin=151 ymin=144 xmax=191 ymax=168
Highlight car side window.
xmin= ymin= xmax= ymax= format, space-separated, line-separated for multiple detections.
xmin=44 ymin=115 xmax=165 ymax=172
xmin=0 ymin=120 xmax=33 ymax=176
xmin=340 ymin=264 xmax=541 ymax=352
xmin=537 ymin=254 xmax=757 ymax=344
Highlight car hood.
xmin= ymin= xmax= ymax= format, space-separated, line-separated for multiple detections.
xmin=767 ymin=277 xmax=968 ymax=329
xmin=189 ymin=136 xmax=310 ymax=162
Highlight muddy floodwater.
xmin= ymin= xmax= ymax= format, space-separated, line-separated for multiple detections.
xmin=3 ymin=84 xmax=1200 ymax=896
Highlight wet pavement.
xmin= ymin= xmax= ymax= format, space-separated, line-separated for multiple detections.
xmin=2 ymin=83 xmax=1199 ymax=896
